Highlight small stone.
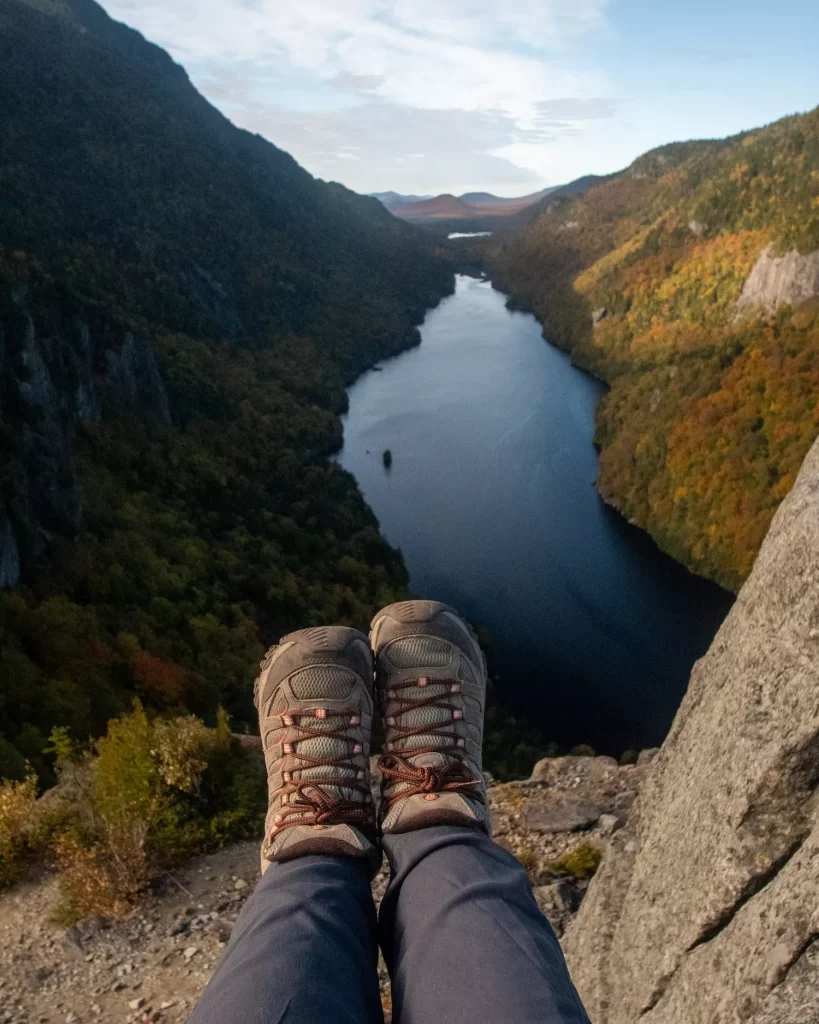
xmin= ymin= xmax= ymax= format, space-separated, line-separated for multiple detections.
xmin=637 ymin=748 xmax=660 ymax=766
xmin=233 ymin=879 xmax=247 ymax=891
xmin=183 ymin=947 xmax=198 ymax=961
xmin=128 ymin=999 xmax=145 ymax=1011
xmin=159 ymin=1002 xmax=175 ymax=1010
xmin=598 ymin=814 xmax=620 ymax=835
xmin=525 ymin=802 xmax=604 ymax=834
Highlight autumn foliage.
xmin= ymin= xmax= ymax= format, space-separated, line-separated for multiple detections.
xmin=489 ymin=106 xmax=819 ymax=590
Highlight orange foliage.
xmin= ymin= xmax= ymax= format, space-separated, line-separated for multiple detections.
xmin=130 ymin=652 xmax=189 ymax=707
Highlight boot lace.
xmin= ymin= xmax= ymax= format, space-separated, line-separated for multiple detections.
xmin=377 ymin=677 xmax=483 ymax=809
xmin=272 ymin=709 xmax=373 ymax=835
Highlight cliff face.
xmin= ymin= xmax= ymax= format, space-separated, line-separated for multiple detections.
xmin=736 ymin=244 xmax=819 ymax=313
xmin=0 ymin=271 xmax=169 ymax=584
xmin=562 ymin=434 xmax=819 ymax=1024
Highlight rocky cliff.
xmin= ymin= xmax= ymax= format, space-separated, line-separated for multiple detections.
xmin=0 ymin=270 xmax=170 ymax=586
xmin=562 ymin=434 xmax=819 ymax=1024
xmin=737 ymin=244 xmax=819 ymax=313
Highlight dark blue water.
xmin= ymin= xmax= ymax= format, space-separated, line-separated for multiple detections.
xmin=339 ymin=276 xmax=733 ymax=753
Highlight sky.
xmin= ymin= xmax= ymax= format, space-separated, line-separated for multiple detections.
xmin=101 ymin=0 xmax=819 ymax=197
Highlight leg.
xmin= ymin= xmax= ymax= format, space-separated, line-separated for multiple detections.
xmin=190 ymin=853 xmax=384 ymax=1024
xmin=379 ymin=826 xmax=590 ymax=1024
xmin=369 ymin=601 xmax=591 ymax=1024
xmin=192 ymin=625 xmax=385 ymax=1024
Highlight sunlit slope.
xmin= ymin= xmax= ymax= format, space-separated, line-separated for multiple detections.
xmin=489 ymin=108 xmax=819 ymax=589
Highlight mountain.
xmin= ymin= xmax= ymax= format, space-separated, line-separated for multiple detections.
xmin=370 ymin=191 xmax=435 ymax=207
xmin=378 ymin=180 xmax=603 ymax=230
xmin=457 ymin=188 xmax=555 ymax=211
xmin=385 ymin=187 xmax=555 ymax=221
xmin=389 ymin=193 xmax=479 ymax=219
xmin=488 ymin=109 xmax=819 ymax=590
xmin=523 ymin=175 xmax=608 ymax=217
xmin=0 ymin=0 xmax=454 ymax=778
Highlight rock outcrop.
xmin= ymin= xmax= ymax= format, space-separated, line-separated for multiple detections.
xmin=737 ymin=244 xmax=819 ymax=313
xmin=0 ymin=278 xmax=170 ymax=584
xmin=0 ymin=754 xmax=648 ymax=1024
xmin=563 ymin=435 xmax=819 ymax=1024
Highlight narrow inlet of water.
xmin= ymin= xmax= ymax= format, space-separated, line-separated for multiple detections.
xmin=339 ymin=276 xmax=733 ymax=753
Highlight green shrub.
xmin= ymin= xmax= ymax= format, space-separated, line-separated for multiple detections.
xmin=0 ymin=773 xmax=39 ymax=887
xmin=515 ymin=844 xmax=539 ymax=878
xmin=53 ymin=703 xmax=265 ymax=921
xmin=548 ymin=841 xmax=603 ymax=880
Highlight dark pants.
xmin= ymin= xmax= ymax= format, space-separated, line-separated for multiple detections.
xmin=189 ymin=826 xmax=591 ymax=1024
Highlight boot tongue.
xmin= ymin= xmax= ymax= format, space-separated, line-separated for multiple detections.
xmin=411 ymin=751 xmax=447 ymax=768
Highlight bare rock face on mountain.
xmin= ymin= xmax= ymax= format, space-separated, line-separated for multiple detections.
xmin=737 ymin=244 xmax=819 ymax=313
xmin=562 ymin=435 xmax=819 ymax=1024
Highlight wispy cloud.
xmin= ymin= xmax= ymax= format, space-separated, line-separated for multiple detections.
xmin=103 ymin=0 xmax=615 ymax=192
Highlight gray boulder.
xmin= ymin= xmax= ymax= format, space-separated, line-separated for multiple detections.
xmin=563 ymin=435 xmax=819 ymax=1024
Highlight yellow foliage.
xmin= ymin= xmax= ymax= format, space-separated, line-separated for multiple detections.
xmin=153 ymin=710 xmax=231 ymax=793
xmin=0 ymin=774 xmax=38 ymax=886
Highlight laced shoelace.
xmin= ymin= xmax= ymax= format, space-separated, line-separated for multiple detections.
xmin=378 ymin=677 xmax=483 ymax=809
xmin=271 ymin=709 xmax=373 ymax=835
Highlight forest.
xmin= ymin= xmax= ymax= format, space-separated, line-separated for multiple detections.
xmin=489 ymin=108 xmax=819 ymax=590
xmin=0 ymin=0 xmax=556 ymax=789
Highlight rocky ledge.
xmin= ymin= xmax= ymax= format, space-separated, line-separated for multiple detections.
xmin=0 ymin=753 xmax=647 ymax=1024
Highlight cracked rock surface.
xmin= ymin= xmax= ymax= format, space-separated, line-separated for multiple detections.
xmin=563 ymin=436 xmax=819 ymax=1024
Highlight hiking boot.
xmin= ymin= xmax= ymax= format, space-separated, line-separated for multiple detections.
xmin=371 ymin=600 xmax=488 ymax=834
xmin=254 ymin=626 xmax=379 ymax=871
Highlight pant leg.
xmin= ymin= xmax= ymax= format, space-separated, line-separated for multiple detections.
xmin=379 ymin=826 xmax=591 ymax=1024
xmin=190 ymin=854 xmax=384 ymax=1024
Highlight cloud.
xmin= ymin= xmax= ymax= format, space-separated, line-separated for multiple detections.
xmin=326 ymin=71 xmax=385 ymax=94
xmin=102 ymin=0 xmax=614 ymax=192
xmin=535 ymin=98 xmax=617 ymax=122
xmin=207 ymin=83 xmax=549 ymax=192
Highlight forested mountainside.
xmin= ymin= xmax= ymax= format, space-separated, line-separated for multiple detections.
xmin=489 ymin=109 xmax=819 ymax=590
xmin=0 ymin=0 xmax=455 ymax=780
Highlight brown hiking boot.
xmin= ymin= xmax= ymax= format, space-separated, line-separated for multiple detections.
xmin=254 ymin=626 xmax=379 ymax=871
xmin=371 ymin=600 xmax=488 ymax=834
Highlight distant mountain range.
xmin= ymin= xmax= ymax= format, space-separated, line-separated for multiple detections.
xmin=370 ymin=191 xmax=435 ymax=206
xmin=373 ymin=180 xmax=603 ymax=222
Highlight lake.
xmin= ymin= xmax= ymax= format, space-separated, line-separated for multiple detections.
xmin=339 ymin=275 xmax=733 ymax=754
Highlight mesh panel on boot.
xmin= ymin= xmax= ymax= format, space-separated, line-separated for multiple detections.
xmin=290 ymin=666 xmax=355 ymax=699
xmin=297 ymin=735 xmax=350 ymax=760
xmin=386 ymin=637 xmax=450 ymax=668
xmin=389 ymin=683 xmax=451 ymax=750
